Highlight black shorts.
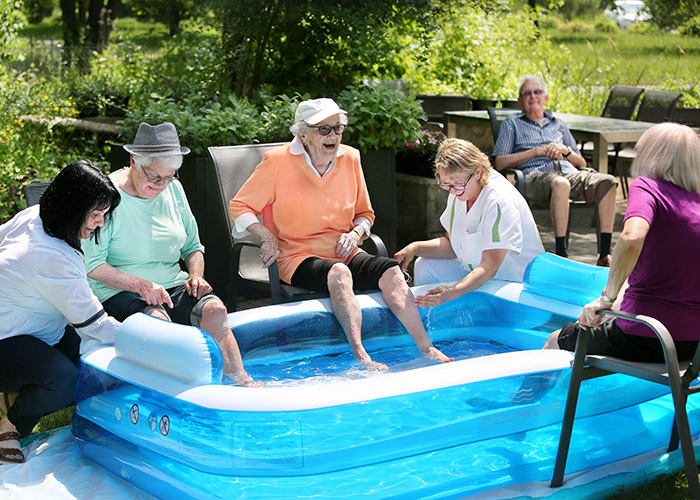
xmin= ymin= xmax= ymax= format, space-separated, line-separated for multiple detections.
xmin=102 ymin=285 xmax=220 ymax=328
xmin=290 ymin=252 xmax=399 ymax=293
xmin=557 ymin=317 xmax=698 ymax=363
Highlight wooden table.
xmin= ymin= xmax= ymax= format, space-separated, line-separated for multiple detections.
xmin=445 ymin=109 xmax=657 ymax=174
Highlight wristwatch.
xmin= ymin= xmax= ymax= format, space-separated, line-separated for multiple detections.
xmin=563 ymin=146 xmax=573 ymax=158
xmin=600 ymin=289 xmax=616 ymax=304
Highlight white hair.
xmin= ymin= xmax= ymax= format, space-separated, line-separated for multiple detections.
xmin=632 ymin=122 xmax=700 ymax=193
xmin=518 ymin=75 xmax=548 ymax=96
xmin=289 ymin=113 xmax=348 ymax=138
xmin=132 ymin=154 xmax=183 ymax=171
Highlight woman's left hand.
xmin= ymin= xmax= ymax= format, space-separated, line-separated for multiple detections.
xmin=185 ymin=275 xmax=213 ymax=299
xmin=415 ymin=286 xmax=457 ymax=308
xmin=336 ymin=229 xmax=362 ymax=259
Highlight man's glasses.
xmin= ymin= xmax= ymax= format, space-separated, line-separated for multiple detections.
xmin=520 ymin=89 xmax=545 ymax=97
xmin=310 ymin=124 xmax=346 ymax=136
xmin=141 ymin=167 xmax=178 ymax=185
xmin=436 ymin=172 xmax=475 ymax=195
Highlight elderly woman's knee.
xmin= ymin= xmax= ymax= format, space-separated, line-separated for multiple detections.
xmin=378 ymin=266 xmax=407 ymax=290
xmin=327 ymin=263 xmax=353 ymax=290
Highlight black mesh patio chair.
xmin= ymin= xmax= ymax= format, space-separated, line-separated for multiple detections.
xmin=580 ymin=86 xmax=644 ymax=178
xmin=487 ymin=107 xmax=601 ymax=252
xmin=208 ymin=144 xmax=388 ymax=312
xmin=23 ymin=181 xmax=51 ymax=207
xmin=551 ymin=309 xmax=700 ymax=500
xmin=614 ymin=89 xmax=682 ymax=197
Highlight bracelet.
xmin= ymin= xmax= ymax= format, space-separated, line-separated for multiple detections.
xmin=600 ymin=290 xmax=616 ymax=304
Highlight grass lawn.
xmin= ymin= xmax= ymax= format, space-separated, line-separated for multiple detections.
xmin=544 ymin=26 xmax=700 ymax=105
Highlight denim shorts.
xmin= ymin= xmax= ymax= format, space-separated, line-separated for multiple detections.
xmin=102 ymin=285 xmax=220 ymax=327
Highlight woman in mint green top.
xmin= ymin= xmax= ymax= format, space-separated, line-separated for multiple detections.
xmin=82 ymin=122 xmax=260 ymax=387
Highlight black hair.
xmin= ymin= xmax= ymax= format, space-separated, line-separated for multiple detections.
xmin=40 ymin=160 xmax=121 ymax=250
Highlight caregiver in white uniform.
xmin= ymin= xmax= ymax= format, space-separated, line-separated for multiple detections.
xmin=394 ymin=138 xmax=543 ymax=307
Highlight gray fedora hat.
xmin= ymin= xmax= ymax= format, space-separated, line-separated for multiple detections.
xmin=123 ymin=122 xmax=191 ymax=156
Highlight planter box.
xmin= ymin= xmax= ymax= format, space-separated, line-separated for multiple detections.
xmin=416 ymin=94 xmax=472 ymax=126
xmin=396 ymin=173 xmax=448 ymax=250
xmin=361 ymin=148 xmax=397 ymax=254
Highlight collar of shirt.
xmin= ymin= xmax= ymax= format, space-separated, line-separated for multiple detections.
xmin=517 ymin=109 xmax=554 ymax=126
xmin=290 ymin=136 xmax=346 ymax=178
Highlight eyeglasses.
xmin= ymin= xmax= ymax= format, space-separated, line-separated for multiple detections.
xmin=310 ymin=124 xmax=346 ymax=136
xmin=520 ymin=89 xmax=545 ymax=98
xmin=437 ymin=172 xmax=475 ymax=195
xmin=141 ymin=167 xmax=178 ymax=185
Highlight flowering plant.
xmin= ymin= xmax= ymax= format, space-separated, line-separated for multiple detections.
xmin=403 ymin=129 xmax=447 ymax=157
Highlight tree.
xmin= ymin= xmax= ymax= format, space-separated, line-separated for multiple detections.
xmin=645 ymin=0 xmax=700 ymax=30
xmin=60 ymin=0 xmax=120 ymax=55
xmin=214 ymin=0 xmax=439 ymax=98
xmin=127 ymin=0 xmax=203 ymax=36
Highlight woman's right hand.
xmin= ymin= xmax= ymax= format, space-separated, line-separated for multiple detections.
xmin=137 ymin=280 xmax=174 ymax=308
xmin=259 ymin=238 xmax=280 ymax=268
xmin=394 ymin=242 xmax=418 ymax=272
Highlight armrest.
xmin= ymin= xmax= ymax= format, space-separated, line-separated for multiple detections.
xmin=363 ymin=233 xmax=388 ymax=257
xmin=500 ymin=167 xmax=526 ymax=198
xmin=229 ymin=241 xmax=261 ymax=312
xmin=599 ymin=309 xmax=699 ymax=382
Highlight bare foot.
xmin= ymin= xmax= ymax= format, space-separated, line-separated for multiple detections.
xmin=423 ymin=346 xmax=454 ymax=363
xmin=230 ymin=372 xmax=265 ymax=388
xmin=359 ymin=360 xmax=389 ymax=371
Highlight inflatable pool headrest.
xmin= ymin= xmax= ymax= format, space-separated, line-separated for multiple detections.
xmin=114 ymin=313 xmax=223 ymax=385
xmin=522 ymin=253 xmax=609 ymax=307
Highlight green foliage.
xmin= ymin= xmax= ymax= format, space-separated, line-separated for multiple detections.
xmin=594 ymin=16 xmax=621 ymax=33
xmin=0 ymin=70 xmax=74 ymax=222
xmin=645 ymin=0 xmax=700 ymax=30
xmin=22 ymin=0 xmax=56 ymax=24
xmin=0 ymin=0 xmax=25 ymax=61
xmin=337 ymin=83 xmax=425 ymax=152
xmin=212 ymin=0 xmax=437 ymax=97
xmin=680 ymin=16 xmax=700 ymax=37
xmin=122 ymin=93 xmax=260 ymax=156
xmin=257 ymin=92 xmax=311 ymax=143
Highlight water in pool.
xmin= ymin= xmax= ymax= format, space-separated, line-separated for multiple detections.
xmin=240 ymin=326 xmax=519 ymax=384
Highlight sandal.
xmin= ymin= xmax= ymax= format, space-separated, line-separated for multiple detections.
xmin=0 ymin=430 xmax=24 ymax=463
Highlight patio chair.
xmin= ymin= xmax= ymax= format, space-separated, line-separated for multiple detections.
xmin=487 ymin=107 xmax=601 ymax=252
xmin=551 ymin=309 xmax=700 ymax=500
xmin=207 ymin=143 xmax=388 ymax=312
xmin=615 ymin=89 xmax=682 ymax=197
xmin=23 ymin=181 xmax=50 ymax=207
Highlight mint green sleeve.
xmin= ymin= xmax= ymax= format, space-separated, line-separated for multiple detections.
xmin=173 ymin=181 xmax=204 ymax=260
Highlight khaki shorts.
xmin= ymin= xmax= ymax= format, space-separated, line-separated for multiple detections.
xmin=525 ymin=170 xmax=618 ymax=206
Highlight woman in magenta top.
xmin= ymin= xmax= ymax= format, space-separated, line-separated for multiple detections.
xmin=545 ymin=122 xmax=700 ymax=361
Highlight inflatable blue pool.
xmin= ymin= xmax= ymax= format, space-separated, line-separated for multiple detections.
xmin=71 ymin=254 xmax=700 ymax=499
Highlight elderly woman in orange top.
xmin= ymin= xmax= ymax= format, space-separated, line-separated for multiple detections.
xmin=230 ymin=98 xmax=452 ymax=370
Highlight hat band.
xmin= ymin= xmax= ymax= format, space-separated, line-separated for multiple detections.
xmin=128 ymin=144 xmax=183 ymax=153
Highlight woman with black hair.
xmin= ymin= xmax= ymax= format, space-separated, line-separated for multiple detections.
xmin=0 ymin=160 xmax=122 ymax=463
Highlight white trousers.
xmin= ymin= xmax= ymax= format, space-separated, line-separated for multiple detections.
xmin=413 ymin=257 xmax=468 ymax=286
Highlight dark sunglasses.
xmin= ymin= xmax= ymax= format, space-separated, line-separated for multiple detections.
xmin=310 ymin=124 xmax=346 ymax=136
xmin=520 ymin=89 xmax=545 ymax=97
